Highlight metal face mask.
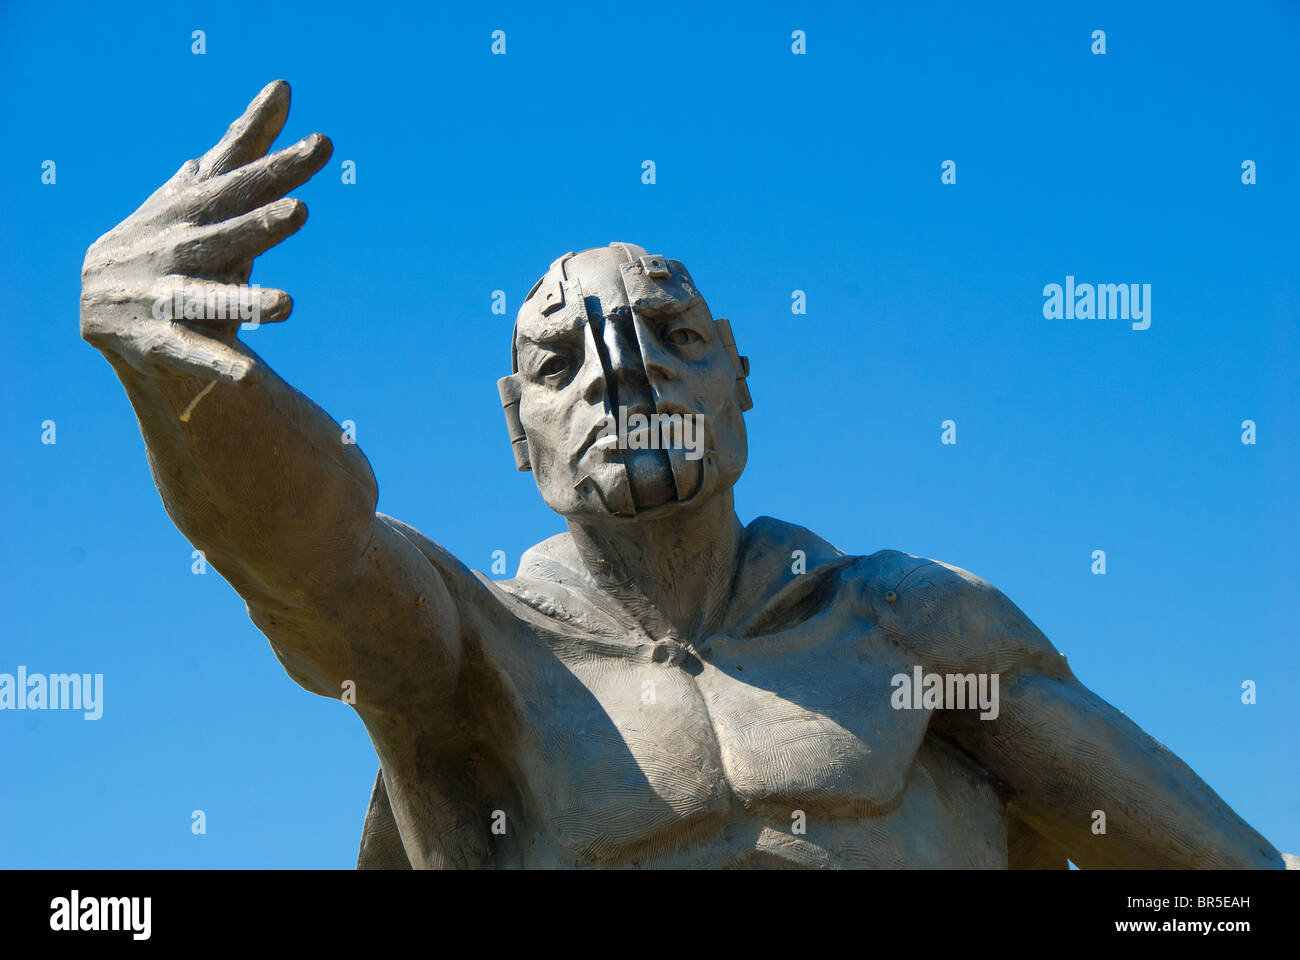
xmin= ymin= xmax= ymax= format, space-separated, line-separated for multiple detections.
xmin=499 ymin=243 xmax=753 ymax=520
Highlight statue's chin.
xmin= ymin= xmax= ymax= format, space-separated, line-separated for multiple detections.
xmin=547 ymin=450 xmax=705 ymax=520
xmin=624 ymin=450 xmax=676 ymax=510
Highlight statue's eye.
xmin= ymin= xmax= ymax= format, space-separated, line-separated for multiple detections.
xmin=665 ymin=327 xmax=703 ymax=347
xmin=538 ymin=355 xmax=571 ymax=379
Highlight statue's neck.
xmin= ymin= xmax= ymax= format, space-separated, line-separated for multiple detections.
xmin=566 ymin=492 xmax=744 ymax=642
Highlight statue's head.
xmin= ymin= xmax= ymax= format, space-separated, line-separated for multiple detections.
xmin=498 ymin=243 xmax=753 ymax=521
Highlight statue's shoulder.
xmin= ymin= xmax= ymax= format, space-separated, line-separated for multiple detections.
xmin=515 ymin=531 xmax=583 ymax=584
xmin=734 ymin=516 xmax=933 ymax=587
xmin=843 ymin=548 xmax=1071 ymax=678
xmin=738 ymin=519 xmax=1069 ymax=677
xmin=739 ymin=514 xmax=844 ymax=568
xmin=503 ymin=517 xmax=1064 ymax=681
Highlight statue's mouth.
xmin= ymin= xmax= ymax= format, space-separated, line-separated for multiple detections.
xmin=573 ymin=448 xmax=717 ymax=521
xmin=578 ymin=407 xmax=708 ymax=462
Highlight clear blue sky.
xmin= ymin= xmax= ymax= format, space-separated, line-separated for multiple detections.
xmin=1 ymin=0 xmax=1295 ymax=867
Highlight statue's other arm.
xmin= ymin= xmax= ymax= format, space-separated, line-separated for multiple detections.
xmin=80 ymin=81 xmax=462 ymax=718
xmin=869 ymin=554 xmax=1284 ymax=869
xmin=967 ymin=660 xmax=1284 ymax=868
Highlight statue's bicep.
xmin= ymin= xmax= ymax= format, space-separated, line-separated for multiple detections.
xmin=247 ymin=514 xmax=464 ymax=712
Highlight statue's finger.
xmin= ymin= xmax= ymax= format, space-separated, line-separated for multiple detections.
xmin=147 ymin=276 xmax=294 ymax=327
xmin=187 ymin=133 xmax=332 ymax=224
xmin=128 ymin=318 xmax=259 ymax=383
xmin=195 ymin=80 xmax=292 ymax=180
xmin=171 ymin=197 xmax=308 ymax=275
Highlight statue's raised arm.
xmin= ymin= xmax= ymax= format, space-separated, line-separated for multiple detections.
xmin=79 ymin=81 xmax=464 ymax=719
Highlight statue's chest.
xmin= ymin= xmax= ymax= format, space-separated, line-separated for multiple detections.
xmin=502 ymin=617 xmax=931 ymax=866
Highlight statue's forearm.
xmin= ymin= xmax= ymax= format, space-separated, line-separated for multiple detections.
xmin=953 ymin=672 xmax=1284 ymax=868
xmin=101 ymin=344 xmax=378 ymax=607
xmin=100 ymin=344 xmax=467 ymax=714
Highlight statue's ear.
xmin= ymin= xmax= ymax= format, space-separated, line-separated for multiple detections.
xmin=496 ymin=374 xmax=531 ymax=471
xmin=714 ymin=318 xmax=753 ymax=412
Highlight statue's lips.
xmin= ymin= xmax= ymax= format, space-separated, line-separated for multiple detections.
xmin=577 ymin=411 xmax=653 ymax=458
xmin=579 ymin=407 xmax=706 ymax=458
xmin=591 ymin=427 xmax=651 ymax=452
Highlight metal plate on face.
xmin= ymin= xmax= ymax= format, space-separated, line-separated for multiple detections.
xmin=537 ymin=279 xmax=565 ymax=316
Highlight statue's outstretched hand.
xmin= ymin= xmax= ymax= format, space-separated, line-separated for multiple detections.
xmin=80 ymin=80 xmax=331 ymax=383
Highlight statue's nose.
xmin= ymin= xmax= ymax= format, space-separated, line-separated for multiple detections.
xmin=592 ymin=313 xmax=655 ymax=411
xmin=602 ymin=314 xmax=640 ymax=370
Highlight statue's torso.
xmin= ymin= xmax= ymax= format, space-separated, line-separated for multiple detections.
xmin=480 ymin=625 xmax=1006 ymax=868
xmin=362 ymin=517 xmax=1015 ymax=869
